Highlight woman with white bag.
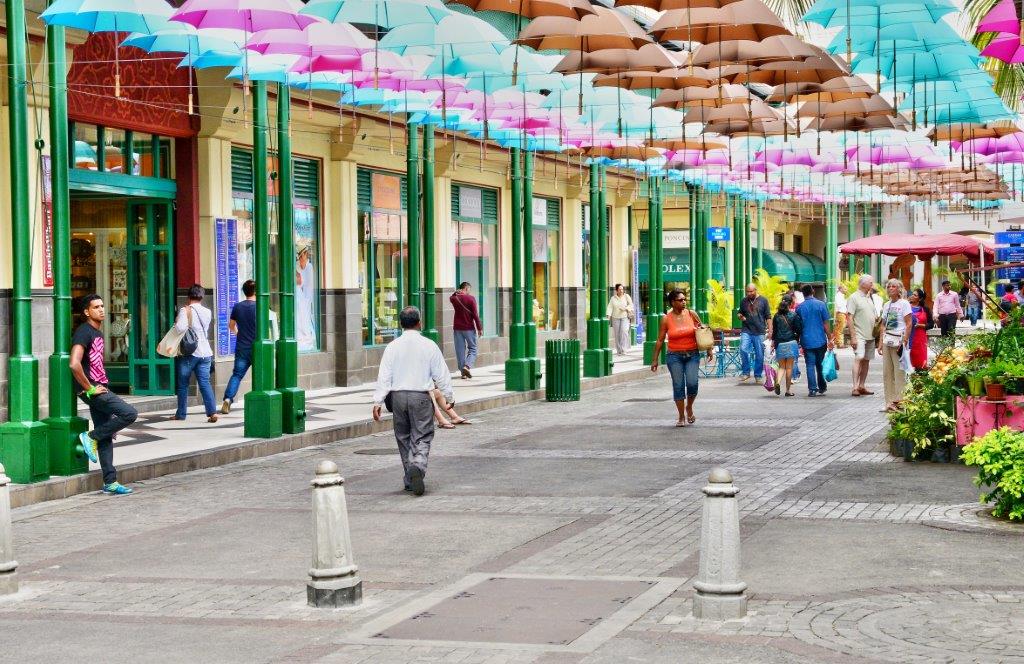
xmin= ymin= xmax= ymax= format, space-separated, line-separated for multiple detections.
xmin=878 ymin=279 xmax=913 ymax=412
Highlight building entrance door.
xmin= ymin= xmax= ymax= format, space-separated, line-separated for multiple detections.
xmin=126 ymin=202 xmax=176 ymax=395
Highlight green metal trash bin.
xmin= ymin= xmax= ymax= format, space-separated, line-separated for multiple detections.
xmin=545 ymin=339 xmax=581 ymax=402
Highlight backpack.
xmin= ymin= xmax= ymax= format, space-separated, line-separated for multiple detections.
xmin=179 ymin=306 xmax=204 ymax=357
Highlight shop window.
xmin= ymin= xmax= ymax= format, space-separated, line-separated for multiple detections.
xmin=230 ymin=146 xmax=322 ymax=353
xmin=793 ymin=235 xmax=803 ymax=253
xmin=72 ymin=123 xmax=100 ymax=170
xmin=451 ymin=184 xmax=499 ymax=337
xmin=69 ymin=123 xmax=171 ymax=177
xmin=532 ymin=196 xmax=561 ymax=330
xmin=774 ymin=232 xmax=785 ymax=251
xmin=358 ymin=167 xmax=408 ymax=346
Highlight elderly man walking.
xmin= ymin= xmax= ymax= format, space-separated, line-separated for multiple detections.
xmin=846 ymin=275 xmax=881 ymax=397
xmin=373 ymin=306 xmax=453 ymax=496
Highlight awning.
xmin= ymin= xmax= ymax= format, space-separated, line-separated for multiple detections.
xmin=840 ymin=233 xmax=994 ymax=263
xmin=788 ymin=252 xmax=818 ymax=283
xmin=761 ymin=250 xmax=797 ymax=282
xmin=800 ymin=253 xmax=827 ymax=283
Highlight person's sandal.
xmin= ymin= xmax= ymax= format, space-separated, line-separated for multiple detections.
xmin=438 ymin=422 xmax=456 ymax=429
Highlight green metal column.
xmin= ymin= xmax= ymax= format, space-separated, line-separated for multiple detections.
xmin=585 ymin=163 xmax=605 ymax=375
xmin=598 ymin=167 xmax=612 ymax=374
xmin=406 ymin=123 xmax=421 ymax=311
xmin=731 ymin=195 xmax=744 ymax=328
xmin=874 ymin=206 xmax=882 ymax=282
xmin=687 ymin=185 xmax=697 ymax=302
xmin=690 ymin=186 xmax=703 ymax=317
xmin=742 ymin=201 xmax=752 ymax=285
xmin=1 ymin=0 xmax=49 ymax=483
xmin=755 ymin=199 xmax=764 ymax=274
xmin=243 ymin=81 xmax=282 ymax=439
xmin=522 ymin=151 xmax=540 ymax=387
xmin=44 ymin=15 xmax=88 ymax=477
xmin=643 ymin=177 xmax=662 ymax=365
xmin=421 ymin=124 xmax=439 ymax=344
xmin=824 ymin=205 xmax=834 ymax=311
xmin=275 ymin=84 xmax=305 ymax=434
xmin=861 ymin=202 xmax=870 ymax=275
xmin=505 ymin=148 xmax=531 ymax=390
xmin=699 ymin=189 xmax=713 ymax=320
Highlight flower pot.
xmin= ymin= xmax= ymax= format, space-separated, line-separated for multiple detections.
xmin=986 ymin=382 xmax=1006 ymax=400
xmin=967 ymin=376 xmax=985 ymax=397
xmin=889 ymin=437 xmax=914 ymax=460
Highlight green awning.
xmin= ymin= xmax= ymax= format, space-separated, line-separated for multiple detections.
xmin=761 ymin=250 xmax=797 ymax=282
xmin=799 ymin=253 xmax=827 ymax=283
xmin=786 ymin=252 xmax=818 ymax=283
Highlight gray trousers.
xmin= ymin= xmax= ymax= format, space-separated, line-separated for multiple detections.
xmin=391 ymin=390 xmax=435 ymax=481
xmin=612 ymin=317 xmax=631 ymax=354
xmin=454 ymin=329 xmax=478 ymax=369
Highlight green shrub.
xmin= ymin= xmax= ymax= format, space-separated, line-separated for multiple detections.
xmin=706 ymin=279 xmax=733 ymax=330
xmin=962 ymin=427 xmax=1024 ymax=521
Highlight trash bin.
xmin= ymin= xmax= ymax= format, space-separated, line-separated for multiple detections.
xmin=545 ymin=338 xmax=581 ymax=402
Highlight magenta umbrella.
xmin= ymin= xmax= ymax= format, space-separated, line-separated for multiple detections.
xmin=845 ymin=145 xmax=935 ymax=165
xmin=977 ymin=0 xmax=1020 ymax=35
xmin=667 ymin=149 xmax=730 ymax=168
xmin=983 ymin=151 xmax=1024 ymax=165
xmin=756 ymin=148 xmax=819 ymax=167
xmin=247 ymin=23 xmax=372 ymax=57
xmin=961 ymin=132 xmax=1024 ymax=154
xmin=172 ymin=0 xmax=316 ymax=32
xmin=980 ymin=31 xmax=1024 ymax=63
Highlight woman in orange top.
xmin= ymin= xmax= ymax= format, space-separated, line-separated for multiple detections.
xmin=651 ymin=289 xmax=714 ymax=427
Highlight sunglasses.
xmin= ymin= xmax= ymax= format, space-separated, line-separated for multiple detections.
xmin=673 ymin=297 xmax=686 ymax=302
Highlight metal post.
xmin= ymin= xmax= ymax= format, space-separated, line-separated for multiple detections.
xmin=688 ymin=185 xmax=697 ymax=303
xmin=643 ymin=177 xmax=662 ymax=365
xmin=421 ymin=124 xmax=439 ymax=344
xmin=275 ymin=84 xmax=305 ymax=434
xmin=700 ymin=190 xmax=713 ymax=320
xmin=243 ymin=81 xmax=283 ymax=439
xmin=585 ymin=163 xmax=605 ymax=375
xmin=406 ymin=123 xmax=421 ymax=311
xmin=598 ymin=166 xmax=612 ymax=374
xmin=825 ymin=205 xmax=836 ymax=311
xmin=522 ymin=151 xmax=540 ymax=386
xmin=307 ymin=460 xmax=362 ymax=607
xmin=731 ymin=195 xmax=743 ymax=328
xmin=755 ymin=200 xmax=764 ymax=274
xmin=0 ymin=0 xmax=49 ymax=482
xmin=875 ymin=206 xmax=883 ymax=282
xmin=505 ymin=148 xmax=530 ymax=390
xmin=44 ymin=14 xmax=88 ymax=475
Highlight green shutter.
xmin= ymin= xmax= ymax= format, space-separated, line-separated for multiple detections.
xmin=482 ymin=188 xmax=498 ymax=223
xmin=293 ymin=157 xmax=319 ymax=203
xmin=546 ymin=197 xmax=560 ymax=228
xmin=451 ymin=183 xmax=462 ymax=216
xmin=231 ymin=147 xmax=253 ymax=195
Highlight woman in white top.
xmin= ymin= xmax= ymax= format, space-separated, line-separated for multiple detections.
xmin=877 ymin=279 xmax=913 ymax=411
xmin=173 ymin=284 xmax=218 ymax=422
xmin=606 ymin=284 xmax=635 ymax=355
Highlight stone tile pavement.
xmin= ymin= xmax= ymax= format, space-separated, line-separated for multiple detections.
xmin=2 ymin=348 xmax=1023 ymax=663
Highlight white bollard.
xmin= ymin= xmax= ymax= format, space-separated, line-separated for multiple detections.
xmin=0 ymin=463 xmax=18 ymax=596
xmin=307 ymin=460 xmax=362 ymax=608
xmin=692 ymin=468 xmax=747 ymax=620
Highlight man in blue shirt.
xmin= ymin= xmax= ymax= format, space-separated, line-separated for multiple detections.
xmin=796 ymin=285 xmax=834 ymax=397
xmin=221 ymin=279 xmax=257 ymax=414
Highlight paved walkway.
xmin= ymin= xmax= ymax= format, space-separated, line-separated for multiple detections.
xmin=3 ymin=349 xmax=1023 ymax=663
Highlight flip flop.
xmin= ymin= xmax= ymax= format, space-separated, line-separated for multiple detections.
xmin=675 ymin=420 xmax=687 ymax=427
xmin=687 ymin=415 xmax=696 ymax=424
xmin=438 ymin=422 xmax=456 ymax=429
xmin=452 ymin=419 xmax=472 ymax=425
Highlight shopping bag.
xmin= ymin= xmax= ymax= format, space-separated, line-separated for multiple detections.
xmin=763 ymin=364 xmax=777 ymax=392
xmin=156 ymin=325 xmax=185 ymax=358
xmin=822 ymin=350 xmax=838 ymax=382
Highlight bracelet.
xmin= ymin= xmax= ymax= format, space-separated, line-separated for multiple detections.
xmin=85 ymin=386 xmax=97 ymax=398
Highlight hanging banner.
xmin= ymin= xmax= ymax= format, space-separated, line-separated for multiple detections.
xmin=215 ymin=217 xmax=239 ymax=356
xmin=372 ymin=172 xmax=402 ymax=210
xmin=41 ymin=155 xmax=54 ymax=287
xmin=295 ymin=204 xmax=319 ymax=352
xmin=532 ymin=197 xmax=548 ymax=226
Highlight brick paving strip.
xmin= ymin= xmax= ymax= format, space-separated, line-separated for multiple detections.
xmin=2 ymin=349 xmax=1024 ymax=663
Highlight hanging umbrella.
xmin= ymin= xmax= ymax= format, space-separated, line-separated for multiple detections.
xmin=615 ymin=0 xmax=743 ymax=7
xmin=650 ymin=0 xmax=790 ymax=43
xmin=447 ymin=0 xmax=595 ymax=18
xmin=980 ymin=31 xmax=1024 ymax=63
xmin=41 ymin=0 xmax=173 ymax=97
xmin=515 ymin=7 xmax=652 ymax=52
xmin=654 ymin=84 xmax=751 ymax=109
xmin=554 ymin=43 xmax=684 ymax=74
xmin=592 ymin=67 xmax=718 ymax=90
xmin=300 ymin=0 xmax=450 ymax=26
xmin=976 ymin=0 xmax=1020 ymax=35
xmin=690 ymin=35 xmax=819 ymax=67
xmin=172 ymin=0 xmax=315 ymax=32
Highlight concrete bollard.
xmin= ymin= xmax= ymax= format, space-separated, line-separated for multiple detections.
xmin=0 ymin=463 xmax=18 ymax=596
xmin=307 ymin=460 xmax=362 ymax=608
xmin=692 ymin=467 xmax=747 ymax=620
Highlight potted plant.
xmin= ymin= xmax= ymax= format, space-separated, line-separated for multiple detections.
xmin=967 ymin=373 xmax=986 ymax=397
xmin=962 ymin=426 xmax=1024 ymax=521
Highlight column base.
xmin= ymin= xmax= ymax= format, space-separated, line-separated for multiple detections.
xmin=692 ymin=591 xmax=748 ymax=621
xmin=43 ymin=415 xmax=89 ymax=477
xmin=243 ymin=390 xmax=283 ymax=439
xmin=0 ymin=571 xmax=17 ymax=596
xmin=307 ymin=579 xmax=362 ymax=608
xmin=643 ymin=341 xmax=667 ymax=366
xmin=582 ymin=349 xmax=607 ymax=378
xmin=0 ymin=420 xmax=50 ymax=484
xmin=504 ymin=358 xmax=534 ymax=392
xmin=279 ymin=387 xmax=306 ymax=435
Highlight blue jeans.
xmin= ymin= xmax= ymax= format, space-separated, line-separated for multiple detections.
xmin=223 ymin=347 xmax=252 ymax=402
xmin=454 ymin=329 xmax=478 ymax=369
xmin=968 ymin=305 xmax=981 ymax=326
xmin=802 ymin=345 xmax=827 ymax=394
xmin=666 ymin=351 xmax=700 ymax=401
xmin=176 ymin=355 xmax=216 ymax=418
xmin=740 ymin=332 xmax=765 ymax=378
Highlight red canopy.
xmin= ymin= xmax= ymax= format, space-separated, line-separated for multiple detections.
xmin=840 ymin=233 xmax=994 ymax=263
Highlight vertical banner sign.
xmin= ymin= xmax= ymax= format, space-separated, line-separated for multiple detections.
xmin=995 ymin=231 xmax=1024 ymax=281
xmin=41 ymin=155 xmax=54 ymax=287
xmin=632 ymin=248 xmax=643 ymax=340
xmin=215 ymin=217 xmax=240 ymax=356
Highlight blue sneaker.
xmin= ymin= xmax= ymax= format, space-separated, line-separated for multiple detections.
xmin=78 ymin=432 xmax=98 ymax=464
xmin=102 ymin=482 xmax=133 ymax=495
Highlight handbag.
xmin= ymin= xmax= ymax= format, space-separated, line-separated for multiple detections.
xmin=822 ymin=350 xmax=838 ymax=382
xmin=763 ymin=363 xmax=777 ymax=392
xmin=179 ymin=306 xmax=201 ymax=357
xmin=691 ymin=311 xmax=715 ymax=351
xmin=156 ymin=324 xmax=184 ymax=358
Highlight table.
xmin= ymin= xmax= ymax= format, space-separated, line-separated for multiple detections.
xmin=955 ymin=396 xmax=1024 ymax=445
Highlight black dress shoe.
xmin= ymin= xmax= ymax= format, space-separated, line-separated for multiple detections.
xmin=407 ymin=467 xmax=425 ymax=496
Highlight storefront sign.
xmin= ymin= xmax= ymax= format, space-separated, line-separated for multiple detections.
xmin=532 ymin=197 xmax=548 ymax=226
xmin=707 ymin=226 xmax=731 ymax=242
xmin=372 ymin=172 xmax=402 ymax=210
xmin=995 ymin=231 xmax=1024 ymax=247
xmin=40 ymin=155 xmax=54 ymax=287
xmin=215 ymin=217 xmax=239 ymax=356
xmin=459 ymin=186 xmax=482 ymax=219
xmin=663 ymin=230 xmax=689 ymax=249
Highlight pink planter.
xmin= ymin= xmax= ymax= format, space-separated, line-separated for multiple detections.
xmin=956 ymin=396 xmax=1024 ymax=446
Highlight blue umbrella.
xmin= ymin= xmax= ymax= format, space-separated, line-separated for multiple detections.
xmin=300 ymin=0 xmax=450 ymax=29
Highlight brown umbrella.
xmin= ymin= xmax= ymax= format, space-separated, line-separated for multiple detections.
xmin=804 ymin=114 xmax=908 ymax=132
xmin=582 ymin=145 xmax=665 ymax=160
xmin=654 ymin=83 xmax=751 ymax=109
xmin=690 ymin=35 xmax=817 ymax=67
xmin=592 ymin=66 xmax=719 ymax=90
xmin=647 ymin=138 xmax=728 ymax=151
xmin=765 ymin=76 xmax=874 ymax=103
xmin=684 ymin=98 xmax=780 ymax=124
xmin=516 ymin=7 xmax=652 ymax=51
xmin=615 ymin=0 xmax=743 ymax=9
xmin=731 ymin=57 xmax=847 ymax=86
xmin=650 ymin=0 xmax=790 ymax=44
xmin=704 ymin=118 xmax=791 ymax=137
xmin=554 ymin=43 xmax=684 ymax=74
xmin=795 ymin=96 xmax=894 ymax=119
xmin=447 ymin=0 xmax=595 ymax=18
xmin=927 ymin=121 xmax=1022 ymax=143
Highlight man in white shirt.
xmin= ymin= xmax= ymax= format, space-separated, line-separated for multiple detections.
xmin=373 ymin=306 xmax=454 ymax=496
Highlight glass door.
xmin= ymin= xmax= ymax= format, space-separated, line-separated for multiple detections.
xmin=127 ymin=202 xmax=175 ymax=395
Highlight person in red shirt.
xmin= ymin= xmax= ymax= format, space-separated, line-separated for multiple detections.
xmin=450 ymin=282 xmax=483 ymax=379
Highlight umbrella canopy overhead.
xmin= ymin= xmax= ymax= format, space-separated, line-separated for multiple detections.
xmin=840 ymin=234 xmax=995 ymax=263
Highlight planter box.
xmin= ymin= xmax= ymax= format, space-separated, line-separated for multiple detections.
xmin=956 ymin=396 xmax=1024 ymax=446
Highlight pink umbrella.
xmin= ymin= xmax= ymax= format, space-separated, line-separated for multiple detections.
xmin=247 ymin=23 xmax=373 ymax=57
xmin=172 ymin=0 xmax=316 ymax=32
xmin=983 ymin=151 xmax=1024 ymax=165
xmin=812 ymin=161 xmax=846 ymax=174
xmin=961 ymin=132 xmax=1024 ymax=155
xmin=977 ymin=0 xmax=1020 ymax=35
xmin=845 ymin=145 xmax=935 ymax=165
xmin=980 ymin=32 xmax=1024 ymax=63
xmin=756 ymin=148 xmax=819 ymax=167
xmin=841 ymin=233 xmax=994 ymax=263
xmin=667 ymin=149 xmax=730 ymax=168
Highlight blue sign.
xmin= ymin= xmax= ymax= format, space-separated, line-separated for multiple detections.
xmin=707 ymin=226 xmax=731 ymax=242
xmin=999 ymin=268 xmax=1024 ymax=279
xmin=215 ymin=217 xmax=240 ymax=356
xmin=995 ymin=231 xmax=1024 ymax=246
xmin=998 ymin=247 xmax=1024 ymax=262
